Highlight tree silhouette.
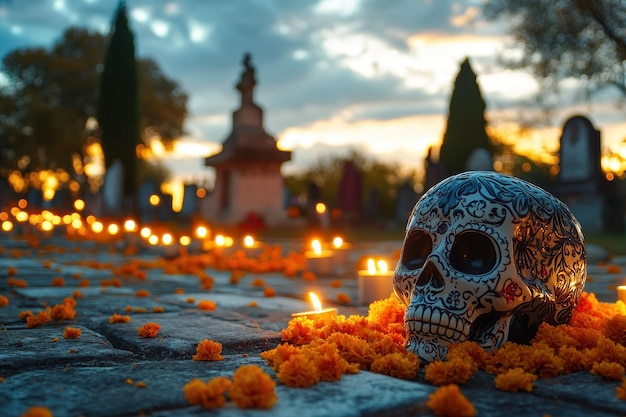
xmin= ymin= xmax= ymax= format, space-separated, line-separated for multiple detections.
xmin=439 ymin=57 xmax=492 ymax=176
xmin=98 ymin=2 xmax=140 ymax=202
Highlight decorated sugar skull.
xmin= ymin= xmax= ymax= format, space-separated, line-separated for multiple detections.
xmin=394 ymin=171 xmax=586 ymax=362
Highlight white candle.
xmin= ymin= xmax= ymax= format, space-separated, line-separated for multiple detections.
xmin=358 ymin=259 xmax=394 ymax=305
xmin=618 ymin=285 xmax=626 ymax=303
xmin=305 ymin=239 xmax=334 ymax=276
xmin=291 ymin=292 xmax=337 ymax=320
xmin=330 ymin=237 xmax=352 ymax=274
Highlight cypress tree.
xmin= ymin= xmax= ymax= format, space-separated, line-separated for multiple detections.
xmin=438 ymin=57 xmax=492 ymax=176
xmin=98 ymin=2 xmax=140 ymax=203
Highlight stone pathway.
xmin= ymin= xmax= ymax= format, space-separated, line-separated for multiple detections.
xmin=0 ymin=235 xmax=624 ymax=417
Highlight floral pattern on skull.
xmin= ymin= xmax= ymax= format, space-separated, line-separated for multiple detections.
xmin=393 ymin=171 xmax=586 ymax=362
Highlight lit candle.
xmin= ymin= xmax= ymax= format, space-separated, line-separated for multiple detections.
xmin=305 ymin=239 xmax=334 ymax=276
xmin=618 ymin=285 xmax=626 ymax=303
xmin=330 ymin=236 xmax=352 ymax=274
xmin=358 ymin=258 xmax=394 ymax=306
xmin=242 ymin=234 xmax=263 ymax=257
xmin=291 ymin=292 xmax=337 ymax=320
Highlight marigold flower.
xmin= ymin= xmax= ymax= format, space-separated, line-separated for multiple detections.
xmin=137 ymin=322 xmax=161 ymax=338
xmin=301 ymin=271 xmax=316 ymax=281
xmin=330 ymin=280 xmax=342 ymax=288
xmin=26 ymin=310 xmax=51 ymax=328
xmin=446 ymin=342 xmax=489 ymax=372
xmin=19 ymin=310 xmax=33 ymax=320
xmin=336 ymin=292 xmax=351 ymax=304
xmin=425 ymin=358 xmax=475 ymax=386
xmin=63 ymin=327 xmax=81 ymax=339
xmin=135 ymin=381 xmax=147 ymax=388
xmin=134 ymin=307 xmax=148 ymax=313
xmin=251 ymin=277 xmax=266 ymax=287
xmin=228 ymin=365 xmax=277 ymax=409
xmin=264 ymin=287 xmax=275 ymax=297
xmin=152 ymin=306 xmax=165 ymax=313
xmin=494 ymin=368 xmax=537 ymax=392
xmin=109 ymin=314 xmax=131 ymax=324
xmin=198 ymin=300 xmax=217 ymax=311
xmin=183 ymin=377 xmax=231 ymax=409
xmin=0 ymin=295 xmax=8 ymax=307
xmin=371 ymin=352 xmax=419 ymax=380
xmin=248 ymin=301 xmax=258 ymax=307
xmin=605 ymin=314 xmax=626 ymax=346
xmin=606 ymin=264 xmax=622 ymax=273
xmin=8 ymin=277 xmax=27 ymax=288
xmin=50 ymin=277 xmax=65 ymax=287
xmin=50 ymin=303 xmax=76 ymax=322
xmin=591 ymin=361 xmax=625 ymax=381
xmin=20 ymin=406 xmax=54 ymax=417
xmin=261 ymin=342 xmax=301 ymax=370
xmin=135 ymin=289 xmax=150 ymax=297
xmin=426 ymin=384 xmax=476 ymax=417
xmin=193 ymin=339 xmax=224 ymax=361
xmin=281 ymin=317 xmax=319 ymax=345
xmin=277 ymin=353 xmax=320 ymax=387
xmin=7 ymin=266 xmax=16 ymax=276
xmin=309 ymin=342 xmax=352 ymax=381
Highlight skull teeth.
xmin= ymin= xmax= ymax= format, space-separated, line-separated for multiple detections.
xmin=405 ymin=305 xmax=470 ymax=343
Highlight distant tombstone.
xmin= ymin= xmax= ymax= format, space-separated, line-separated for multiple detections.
xmin=137 ymin=180 xmax=158 ymax=223
xmin=465 ymin=148 xmax=493 ymax=171
xmin=26 ymin=188 xmax=43 ymax=209
xmin=338 ymin=161 xmax=363 ymax=219
xmin=555 ymin=115 xmax=623 ymax=233
xmin=365 ymin=188 xmax=380 ymax=220
xmin=424 ymin=146 xmax=445 ymax=192
xmin=102 ymin=159 xmax=124 ymax=215
xmin=558 ymin=116 xmax=601 ymax=189
xmin=395 ymin=182 xmax=418 ymax=227
xmin=158 ymin=193 xmax=174 ymax=222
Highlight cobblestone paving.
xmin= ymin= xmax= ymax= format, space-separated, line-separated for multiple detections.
xmin=0 ymin=235 xmax=624 ymax=417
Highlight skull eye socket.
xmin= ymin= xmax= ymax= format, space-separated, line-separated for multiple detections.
xmin=401 ymin=229 xmax=432 ymax=270
xmin=450 ymin=231 xmax=497 ymax=275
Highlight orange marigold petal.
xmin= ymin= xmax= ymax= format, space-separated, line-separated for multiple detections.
xmin=426 ymin=384 xmax=476 ymax=417
xmin=193 ymin=339 xmax=224 ymax=361
xmin=228 ymin=365 xmax=277 ymax=409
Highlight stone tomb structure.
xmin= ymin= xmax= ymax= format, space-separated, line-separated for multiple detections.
xmin=555 ymin=115 xmax=624 ymax=233
xmin=204 ymin=54 xmax=291 ymax=226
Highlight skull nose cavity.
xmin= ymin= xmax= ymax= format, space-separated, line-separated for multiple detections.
xmin=415 ymin=262 xmax=445 ymax=289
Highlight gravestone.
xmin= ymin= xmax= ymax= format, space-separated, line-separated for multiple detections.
xmin=466 ymin=147 xmax=493 ymax=171
xmin=338 ymin=160 xmax=363 ymax=221
xmin=555 ymin=115 xmax=623 ymax=233
xmin=180 ymin=184 xmax=198 ymax=217
xmin=102 ymin=159 xmax=123 ymax=216
xmin=395 ymin=181 xmax=418 ymax=227
xmin=137 ymin=180 xmax=159 ymax=223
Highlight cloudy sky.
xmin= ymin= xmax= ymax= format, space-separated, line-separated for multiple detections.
xmin=0 ymin=0 xmax=624 ymax=184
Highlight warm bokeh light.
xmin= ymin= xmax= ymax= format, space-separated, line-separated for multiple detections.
xmin=215 ymin=234 xmax=225 ymax=247
xmin=124 ymin=219 xmax=137 ymax=232
xmin=377 ymin=259 xmax=388 ymax=273
xmin=332 ymin=236 xmax=344 ymax=249
xmin=148 ymin=234 xmax=159 ymax=245
xmin=312 ymin=239 xmax=322 ymax=255
xmin=243 ymin=235 xmax=255 ymax=247
xmin=179 ymin=235 xmax=191 ymax=246
xmin=1 ymin=220 xmax=13 ymax=232
xmin=196 ymin=188 xmax=207 ymax=198
xmin=162 ymin=233 xmax=174 ymax=245
xmin=140 ymin=227 xmax=151 ymax=238
xmin=74 ymin=199 xmax=85 ymax=211
xmin=149 ymin=194 xmax=160 ymax=206
xmin=107 ymin=224 xmax=119 ymax=235
xmin=91 ymin=221 xmax=104 ymax=233
xmin=315 ymin=202 xmax=327 ymax=214
xmin=195 ymin=226 xmax=208 ymax=238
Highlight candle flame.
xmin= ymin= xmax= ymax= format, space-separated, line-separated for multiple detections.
xmin=215 ymin=234 xmax=225 ymax=247
xmin=309 ymin=292 xmax=323 ymax=312
xmin=332 ymin=236 xmax=343 ymax=248
xmin=243 ymin=235 xmax=255 ymax=248
xmin=367 ymin=258 xmax=388 ymax=273
xmin=312 ymin=239 xmax=322 ymax=255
